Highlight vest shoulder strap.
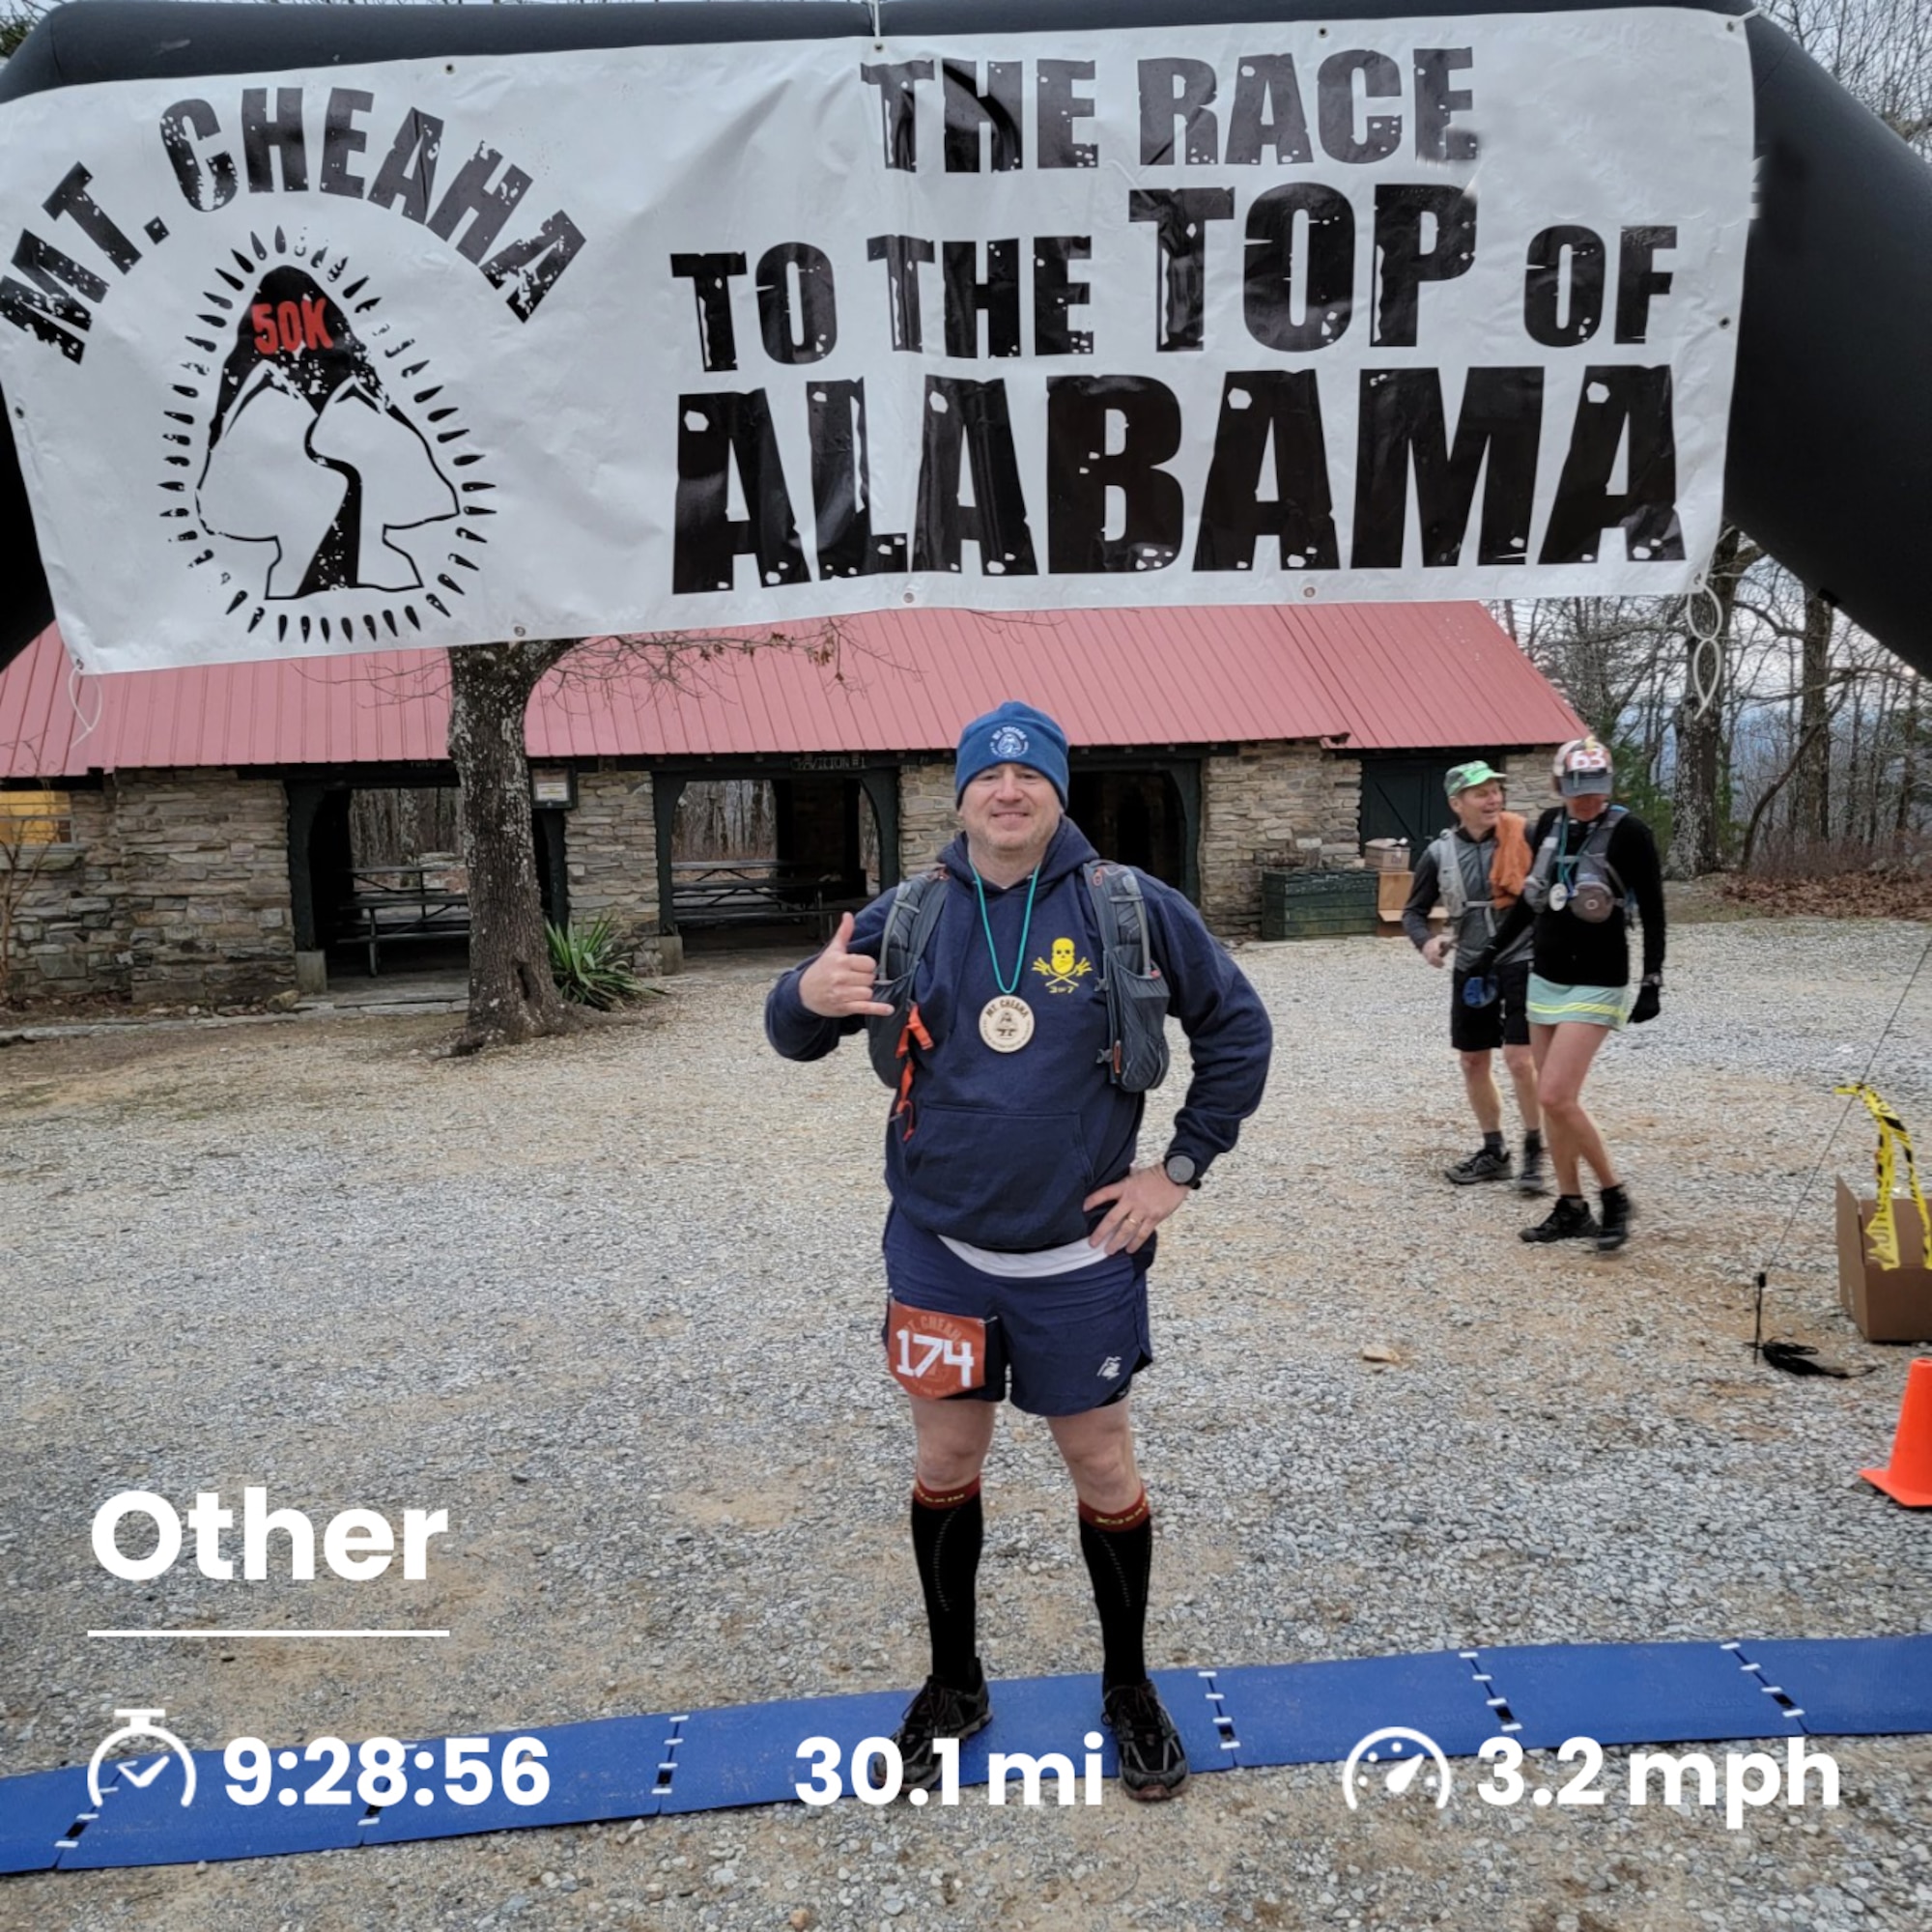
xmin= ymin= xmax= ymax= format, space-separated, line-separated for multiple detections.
xmin=878 ymin=867 xmax=948 ymax=983
xmin=1583 ymin=805 xmax=1629 ymax=895
xmin=1432 ymin=831 xmax=1464 ymax=923
xmin=1084 ymin=859 xmax=1171 ymax=1094
xmin=1084 ymin=859 xmax=1153 ymax=975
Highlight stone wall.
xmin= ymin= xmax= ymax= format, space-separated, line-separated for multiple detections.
xmin=116 ymin=771 xmax=296 ymax=1004
xmin=898 ymin=758 xmax=958 ymax=873
xmin=4 ymin=773 xmax=297 ymax=1007
xmin=1199 ymin=743 xmax=1362 ymax=936
xmin=1496 ymin=745 xmax=1570 ymax=825
xmin=567 ymin=770 xmax=660 ymax=966
xmin=2 ymin=790 xmax=128 ymax=1001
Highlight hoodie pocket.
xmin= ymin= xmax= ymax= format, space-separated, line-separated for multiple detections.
xmin=901 ymin=1106 xmax=1094 ymax=1240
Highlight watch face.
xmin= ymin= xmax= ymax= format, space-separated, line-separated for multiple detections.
xmin=1165 ymin=1154 xmax=1196 ymax=1186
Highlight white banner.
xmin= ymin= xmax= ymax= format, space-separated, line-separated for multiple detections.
xmin=0 ymin=11 xmax=1753 ymax=673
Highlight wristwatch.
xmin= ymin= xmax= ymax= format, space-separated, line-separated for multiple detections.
xmin=1641 ymin=973 xmax=1663 ymax=988
xmin=1162 ymin=1152 xmax=1202 ymax=1189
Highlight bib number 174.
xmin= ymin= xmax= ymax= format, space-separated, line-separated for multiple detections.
xmin=897 ymin=1327 xmax=974 ymax=1386
xmin=884 ymin=1301 xmax=987 ymax=1396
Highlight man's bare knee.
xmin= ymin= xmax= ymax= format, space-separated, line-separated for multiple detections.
xmin=911 ymin=1399 xmax=994 ymax=1492
xmin=915 ymin=1443 xmax=987 ymax=1491
xmin=1049 ymin=1410 xmax=1140 ymax=1509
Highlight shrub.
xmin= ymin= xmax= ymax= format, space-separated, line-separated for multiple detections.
xmin=546 ymin=916 xmax=647 ymax=1009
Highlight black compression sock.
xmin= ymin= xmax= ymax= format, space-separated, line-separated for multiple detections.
xmin=911 ymin=1478 xmax=983 ymax=1690
xmin=1077 ymin=1492 xmax=1153 ymax=1691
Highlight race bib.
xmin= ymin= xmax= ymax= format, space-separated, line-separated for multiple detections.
xmin=885 ymin=1300 xmax=986 ymax=1398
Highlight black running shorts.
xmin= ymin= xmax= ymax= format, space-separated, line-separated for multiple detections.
xmin=1450 ymin=958 xmax=1532 ymax=1052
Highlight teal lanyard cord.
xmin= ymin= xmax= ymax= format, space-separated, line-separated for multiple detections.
xmin=972 ymin=866 xmax=1040 ymax=995
xmin=1557 ymin=811 xmax=1597 ymax=892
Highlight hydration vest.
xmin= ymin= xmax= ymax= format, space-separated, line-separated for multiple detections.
xmin=1429 ymin=828 xmax=1497 ymax=937
xmin=1523 ymin=807 xmax=1629 ymax=923
xmin=865 ymin=861 xmax=1172 ymax=1097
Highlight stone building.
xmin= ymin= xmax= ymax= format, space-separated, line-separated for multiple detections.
xmin=0 ymin=604 xmax=1580 ymax=1005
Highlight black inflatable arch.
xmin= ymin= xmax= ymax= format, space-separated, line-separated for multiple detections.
xmin=2 ymin=0 xmax=1927 ymax=677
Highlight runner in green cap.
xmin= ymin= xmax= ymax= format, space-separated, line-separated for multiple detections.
xmin=1401 ymin=760 xmax=1546 ymax=1192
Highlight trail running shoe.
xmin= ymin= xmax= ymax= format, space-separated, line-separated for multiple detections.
xmin=1596 ymin=1188 xmax=1633 ymax=1253
xmin=1103 ymin=1680 xmax=1189 ymax=1802
xmin=1520 ymin=1196 xmax=1600 ymax=1243
xmin=891 ymin=1671 xmax=991 ymax=1792
xmin=1517 ymin=1139 xmax=1550 ymax=1197
xmin=1445 ymin=1146 xmax=1513 ymax=1185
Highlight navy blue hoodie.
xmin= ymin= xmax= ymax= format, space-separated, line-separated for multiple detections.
xmin=765 ymin=819 xmax=1272 ymax=1251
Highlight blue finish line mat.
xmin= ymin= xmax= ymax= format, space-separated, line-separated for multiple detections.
xmin=3 ymin=1635 xmax=1926 ymax=1874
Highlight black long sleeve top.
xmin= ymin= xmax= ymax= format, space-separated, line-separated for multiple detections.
xmin=1483 ymin=806 xmax=1666 ymax=987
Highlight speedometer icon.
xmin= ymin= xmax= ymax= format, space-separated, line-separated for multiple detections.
xmin=1340 ymin=1727 xmax=1453 ymax=1809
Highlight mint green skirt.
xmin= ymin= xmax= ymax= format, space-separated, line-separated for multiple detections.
xmin=1527 ymin=974 xmax=1630 ymax=1030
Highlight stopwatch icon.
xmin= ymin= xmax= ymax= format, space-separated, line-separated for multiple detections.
xmin=88 ymin=1707 xmax=197 ymax=1808
xmin=1340 ymin=1727 xmax=1453 ymax=1809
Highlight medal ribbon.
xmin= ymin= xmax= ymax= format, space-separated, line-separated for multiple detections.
xmin=972 ymin=866 xmax=1040 ymax=996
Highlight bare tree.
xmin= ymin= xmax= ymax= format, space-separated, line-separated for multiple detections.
xmin=437 ymin=625 xmax=845 ymax=1054
xmin=1766 ymin=0 xmax=1932 ymax=149
xmin=1791 ymin=591 xmax=1834 ymax=843
xmin=0 ymin=781 xmax=64 ymax=1004
xmin=444 ymin=638 xmax=579 ymax=1053
xmin=1665 ymin=526 xmax=1762 ymax=877
xmin=0 ymin=1 xmax=46 ymax=58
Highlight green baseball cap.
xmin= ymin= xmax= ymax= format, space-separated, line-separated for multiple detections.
xmin=1444 ymin=759 xmax=1505 ymax=797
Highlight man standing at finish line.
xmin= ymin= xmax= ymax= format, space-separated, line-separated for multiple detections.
xmin=1401 ymin=760 xmax=1546 ymax=1194
xmin=764 ymin=701 xmax=1271 ymax=1801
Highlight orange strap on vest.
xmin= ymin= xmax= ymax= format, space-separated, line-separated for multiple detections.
xmin=891 ymin=1001 xmax=933 ymax=1138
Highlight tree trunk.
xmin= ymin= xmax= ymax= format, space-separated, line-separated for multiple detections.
xmin=1793 ymin=589 xmax=1833 ymax=844
xmin=445 ymin=639 xmax=578 ymax=1052
xmin=1898 ymin=673 xmax=1922 ymax=839
xmin=1665 ymin=527 xmax=1749 ymax=878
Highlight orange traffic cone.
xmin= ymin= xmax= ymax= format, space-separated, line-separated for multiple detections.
xmin=1861 ymin=1358 xmax=1932 ymax=1507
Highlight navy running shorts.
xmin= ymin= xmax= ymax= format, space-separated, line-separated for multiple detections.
xmin=880 ymin=1208 xmax=1153 ymax=1417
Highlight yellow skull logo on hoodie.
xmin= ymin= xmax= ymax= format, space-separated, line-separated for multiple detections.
xmin=1032 ymin=936 xmax=1094 ymax=994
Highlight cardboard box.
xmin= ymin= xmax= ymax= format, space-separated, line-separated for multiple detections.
xmin=1377 ymin=869 xmax=1413 ymax=917
xmin=1835 ymin=1178 xmax=1932 ymax=1342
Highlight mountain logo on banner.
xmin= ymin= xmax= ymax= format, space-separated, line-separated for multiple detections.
xmin=160 ymin=229 xmax=495 ymax=645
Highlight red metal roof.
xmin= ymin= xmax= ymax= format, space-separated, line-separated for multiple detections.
xmin=1 ymin=604 xmax=1580 ymax=777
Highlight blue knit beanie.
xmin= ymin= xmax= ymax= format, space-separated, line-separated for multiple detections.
xmin=954 ymin=701 xmax=1070 ymax=805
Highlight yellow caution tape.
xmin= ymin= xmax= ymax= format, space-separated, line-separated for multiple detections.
xmin=1834 ymin=1083 xmax=1932 ymax=1270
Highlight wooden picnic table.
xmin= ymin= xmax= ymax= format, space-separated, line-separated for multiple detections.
xmin=343 ymin=866 xmax=471 ymax=975
xmin=669 ymin=860 xmax=866 ymax=937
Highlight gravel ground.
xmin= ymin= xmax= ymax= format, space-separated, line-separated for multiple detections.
xmin=2 ymin=913 xmax=1930 ymax=1932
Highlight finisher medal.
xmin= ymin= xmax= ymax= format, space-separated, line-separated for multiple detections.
xmin=980 ymin=995 xmax=1035 ymax=1051
xmin=1548 ymin=882 xmax=1570 ymax=910
xmin=971 ymin=860 xmax=1042 ymax=1054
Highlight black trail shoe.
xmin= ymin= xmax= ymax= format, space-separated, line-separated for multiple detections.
xmin=892 ymin=1671 xmax=991 ymax=1792
xmin=1103 ymin=1680 xmax=1189 ymax=1802
xmin=1445 ymin=1146 xmax=1513 ymax=1185
xmin=1517 ymin=1139 xmax=1549 ymax=1197
xmin=1520 ymin=1196 xmax=1599 ymax=1243
xmin=1596 ymin=1187 xmax=1633 ymax=1252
